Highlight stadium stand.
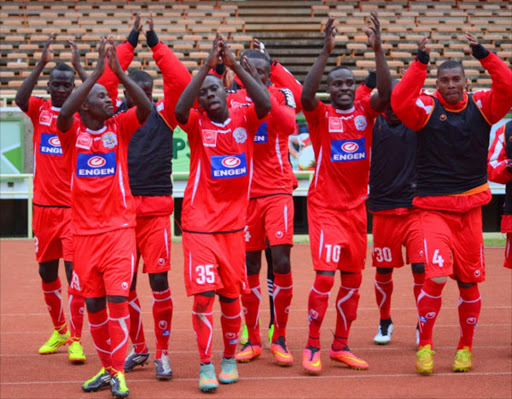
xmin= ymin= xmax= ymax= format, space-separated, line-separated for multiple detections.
xmin=0 ymin=0 xmax=511 ymax=104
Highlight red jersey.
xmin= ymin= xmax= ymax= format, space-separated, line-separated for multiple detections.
xmin=25 ymin=97 xmax=70 ymax=207
xmin=488 ymin=124 xmax=512 ymax=185
xmin=58 ymin=108 xmax=142 ymax=235
xmin=228 ymin=86 xmax=296 ymax=197
xmin=304 ymin=97 xmax=378 ymax=210
xmin=178 ymin=106 xmax=262 ymax=233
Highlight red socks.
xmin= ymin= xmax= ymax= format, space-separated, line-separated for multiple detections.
xmin=272 ymin=272 xmax=293 ymax=342
xmin=457 ymin=284 xmax=481 ymax=350
xmin=152 ymin=288 xmax=173 ymax=359
xmin=88 ymin=308 xmax=112 ymax=369
xmin=417 ymin=279 xmax=446 ymax=348
xmin=413 ymin=272 xmax=425 ymax=304
xmin=192 ymin=295 xmax=215 ymax=364
xmin=332 ymin=273 xmax=362 ymax=351
xmin=220 ymin=299 xmax=242 ymax=359
xmin=306 ymin=274 xmax=334 ymax=348
xmin=108 ymin=301 xmax=130 ymax=373
xmin=42 ymin=278 xmax=67 ymax=334
xmin=241 ymin=274 xmax=262 ymax=345
xmin=67 ymin=288 xmax=85 ymax=342
xmin=127 ymin=289 xmax=147 ymax=353
xmin=374 ymin=272 xmax=393 ymax=320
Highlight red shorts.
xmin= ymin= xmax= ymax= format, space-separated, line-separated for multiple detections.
xmin=245 ymin=195 xmax=294 ymax=251
xmin=419 ymin=208 xmax=485 ymax=283
xmin=308 ymin=202 xmax=367 ymax=273
xmin=504 ymin=233 xmax=512 ymax=269
xmin=182 ymin=230 xmax=248 ymax=298
xmin=135 ymin=215 xmax=171 ymax=274
xmin=33 ymin=206 xmax=72 ymax=263
xmin=371 ymin=212 xmax=425 ymax=268
xmin=72 ymin=228 xmax=136 ymax=298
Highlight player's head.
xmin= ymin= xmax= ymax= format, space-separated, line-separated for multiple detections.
xmin=198 ymin=74 xmax=228 ymax=122
xmin=240 ymin=50 xmax=271 ymax=86
xmin=436 ymin=60 xmax=467 ymax=105
xmin=327 ymin=66 xmax=356 ymax=110
xmin=48 ymin=63 xmax=75 ymax=107
xmin=125 ymin=70 xmax=153 ymax=108
xmin=79 ymin=83 xmax=114 ymax=121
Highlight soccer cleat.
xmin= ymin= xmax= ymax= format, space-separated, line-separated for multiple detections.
xmin=68 ymin=340 xmax=86 ymax=364
xmin=452 ymin=346 xmax=472 ymax=372
xmin=374 ymin=318 xmax=393 ymax=345
xmin=124 ymin=347 xmax=150 ymax=372
xmin=110 ymin=371 xmax=130 ymax=398
xmin=38 ymin=329 xmax=70 ymax=354
xmin=154 ymin=353 xmax=173 ymax=380
xmin=199 ymin=363 xmax=218 ymax=392
xmin=235 ymin=340 xmax=262 ymax=363
xmin=329 ymin=347 xmax=369 ymax=370
xmin=416 ymin=344 xmax=435 ymax=374
xmin=268 ymin=323 xmax=274 ymax=345
xmin=270 ymin=336 xmax=294 ymax=366
xmin=82 ymin=368 xmax=111 ymax=392
xmin=302 ymin=346 xmax=322 ymax=375
xmin=239 ymin=324 xmax=249 ymax=345
xmin=218 ymin=357 xmax=239 ymax=384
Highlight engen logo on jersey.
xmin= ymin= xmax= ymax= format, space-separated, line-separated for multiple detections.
xmin=76 ymin=152 xmax=117 ymax=177
xmin=331 ymin=138 xmax=366 ymax=162
xmin=211 ymin=154 xmax=248 ymax=179
xmin=40 ymin=133 xmax=63 ymax=155
xmin=254 ymin=122 xmax=268 ymax=143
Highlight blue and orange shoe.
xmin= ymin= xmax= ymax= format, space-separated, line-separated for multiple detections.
xmin=302 ymin=346 xmax=322 ymax=375
xmin=199 ymin=363 xmax=218 ymax=392
xmin=270 ymin=336 xmax=294 ymax=366
xmin=218 ymin=357 xmax=239 ymax=384
xmin=329 ymin=346 xmax=369 ymax=370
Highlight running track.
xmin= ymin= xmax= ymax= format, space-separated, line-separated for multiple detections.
xmin=1 ymin=240 xmax=510 ymax=399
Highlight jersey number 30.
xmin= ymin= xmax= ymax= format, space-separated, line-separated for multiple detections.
xmin=196 ymin=264 xmax=215 ymax=284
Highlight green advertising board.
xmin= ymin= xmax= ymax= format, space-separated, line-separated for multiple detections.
xmin=0 ymin=118 xmax=24 ymax=176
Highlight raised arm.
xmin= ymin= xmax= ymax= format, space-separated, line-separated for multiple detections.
xmin=466 ymin=32 xmax=512 ymax=124
xmin=222 ymin=39 xmax=271 ymax=118
xmin=175 ymin=34 xmax=223 ymax=125
xmin=147 ymin=12 xmax=192 ymax=128
xmin=57 ymin=38 xmax=108 ymax=132
xmin=106 ymin=38 xmax=152 ymax=124
xmin=391 ymin=36 xmax=433 ymax=131
xmin=15 ymin=34 xmax=54 ymax=112
xmin=301 ymin=16 xmax=336 ymax=112
xmin=365 ymin=12 xmax=392 ymax=113
xmin=68 ymin=38 xmax=88 ymax=82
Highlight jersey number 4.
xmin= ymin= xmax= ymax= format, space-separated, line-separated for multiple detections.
xmin=431 ymin=249 xmax=445 ymax=267
xmin=196 ymin=264 xmax=215 ymax=284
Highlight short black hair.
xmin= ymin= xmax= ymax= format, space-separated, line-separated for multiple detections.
xmin=128 ymin=70 xmax=153 ymax=84
xmin=437 ymin=60 xmax=465 ymax=77
xmin=327 ymin=65 xmax=353 ymax=83
xmin=241 ymin=49 xmax=271 ymax=65
xmin=49 ymin=62 xmax=75 ymax=78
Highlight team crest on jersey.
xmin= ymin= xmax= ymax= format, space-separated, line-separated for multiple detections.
xmin=40 ymin=133 xmax=63 ymax=155
xmin=254 ymin=122 xmax=268 ymax=143
xmin=202 ymin=129 xmax=217 ymax=147
xmin=233 ymin=127 xmax=247 ymax=143
xmin=76 ymin=152 xmax=117 ymax=177
xmin=328 ymin=117 xmax=343 ymax=133
xmin=39 ymin=110 xmax=53 ymax=126
xmin=331 ymin=138 xmax=366 ymax=162
xmin=76 ymin=132 xmax=93 ymax=150
xmin=211 ymin=153 xmax=248 ymax=179
xmin=101 ymin=131 xmax=117 ymax=149
xmin=354 ymin=115 xmax=367 ymax=131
